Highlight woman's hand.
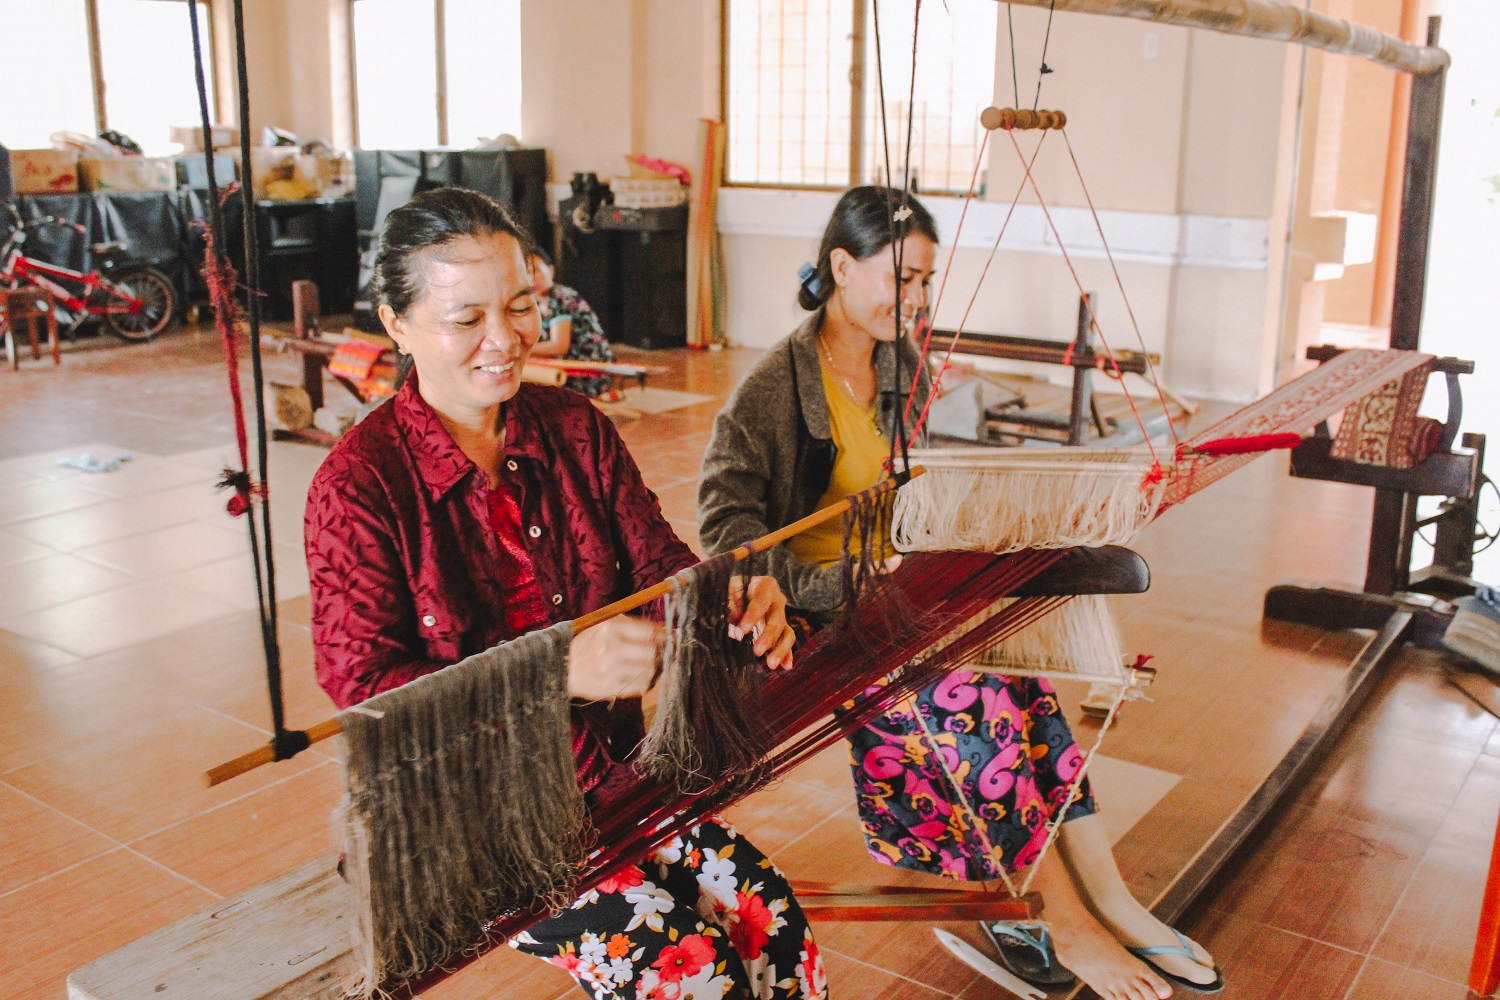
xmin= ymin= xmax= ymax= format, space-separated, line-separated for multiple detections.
xmin=729 ymin=576 xmax=796 ymax=670
xmin=567 ymin=616 xmax=664 ymax=702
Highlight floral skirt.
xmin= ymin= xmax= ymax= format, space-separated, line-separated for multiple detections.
xmin=847 ymin=670 xmax=1096 ymax=881
xmin=511 ymin=819 xmax=825 ymax=1000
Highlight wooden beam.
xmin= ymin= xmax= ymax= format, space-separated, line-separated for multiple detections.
xmin=988 ymin=0 xmax=1448 ymax=76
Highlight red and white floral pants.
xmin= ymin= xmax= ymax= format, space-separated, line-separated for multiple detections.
xmin=510 ymin=819 xmax=827 ymax=1000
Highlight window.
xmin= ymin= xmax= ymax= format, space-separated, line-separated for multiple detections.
xmin=352 ymin=0 xmax=522 ymax=150
xmin=0 ymin=0 xmax=211 ymax=155
xmin=96 ymin=0 xmax=215 ymax=155
xmin=724 ymin=0 xmax=996 ymax=193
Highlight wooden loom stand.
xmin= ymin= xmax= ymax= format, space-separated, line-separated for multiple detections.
xmin=203 ymin=470 xmax=925 ymax=787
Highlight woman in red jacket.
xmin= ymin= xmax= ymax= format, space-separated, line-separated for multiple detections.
xmin=304 ymin=187 xmax=824 ymax=1000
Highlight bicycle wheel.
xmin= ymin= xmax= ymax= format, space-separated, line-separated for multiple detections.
xmin=102 ymin=267 xmax=177 ymax=342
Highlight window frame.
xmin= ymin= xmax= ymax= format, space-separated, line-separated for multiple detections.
xmin=349 ymin=0 xmax=518 ymax=150
xmin=79 ymin=0 xmax=221 ymax=137
xmin=718 ymin=0 xmax=991 ymax=194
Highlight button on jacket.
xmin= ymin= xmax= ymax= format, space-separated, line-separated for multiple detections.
xmin=305 ymin=376 xmax=697 ymax=792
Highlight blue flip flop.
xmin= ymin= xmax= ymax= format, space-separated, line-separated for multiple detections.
xmin=1127 ymin=927 xmax=1225 ymax=994
xmin=979 ymin=921 xmax=1077 ymax=987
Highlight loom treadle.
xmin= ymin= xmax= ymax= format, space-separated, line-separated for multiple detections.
xmin=1263 ymin=584 xmax=1454 ymax=649
xmin=67 ymin=856 xmax=353 ymax=1000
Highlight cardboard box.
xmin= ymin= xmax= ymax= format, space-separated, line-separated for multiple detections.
xmin=11 ymin=149 xmax=80 ymax=194
xmin=79 ymin=157 xmax=176 ymax=192
xmin=175 ymin=153 xmax=238 ymax=188
xmin=170 ymin=124 xmax=240 ymax=152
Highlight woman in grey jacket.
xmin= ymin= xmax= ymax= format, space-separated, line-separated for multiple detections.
xmin=698 ymin=187 xmax=1221 ymax=1000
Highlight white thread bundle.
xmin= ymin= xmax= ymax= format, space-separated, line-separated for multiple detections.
xmin=973 ymin=595 xmax=1128 ymax=684
xmin=893 ymin=447 xmax=1163 ymax=553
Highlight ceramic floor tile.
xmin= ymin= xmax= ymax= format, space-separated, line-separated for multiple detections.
xmin=128 ymin=477 xmax=232 ymax=522
xmin=1432 ymin=752 xmax=1500 ymax=851
xmin=3 ymin=701 xmax=325 ymax=844
xmin=417 ymin=945 xmax=578 ymax=1000
xmin=131 ymin=761 xmax=344 ymax=896
xmin=0 ymin=479 xmax=111 ymax=525
xmin=5 ymin=491 xmax=203 ymax=551
xmin=1208 ymin=802 xmax=1429 ymax=954
xmin=164 ymin=550 xmax=311 ymax=611
xmin=0 ymin=443 xmax=130 ymax=483
xmin=60 ymin=454 xmax=213 ymax=499
xmin=1369 ymin=836 xmax=1488 ymax=985
xmin=0 ymin=651 xmax=198 ymax=774
xmin=722 ymin=783 xmax=852 ymax=857
xmin=0 ymin=579 xmax=238 ymax=658
xmin=0 ymin=848 xmax=215 ymax=1000
xmin=1082 ymin=755 xmax=1182 ymax=846
xmin=0 ymin=529 xmax=53 ymax=566
xmin=74 ymin=520 xmax=254 ymax=577
xmin=1346 ymin=957 xmax=1474 ymax=1000
xmin=0 ymin=781 xmax=117 ymax=896
xmin=1181 ymin=908 xmax=1364 ymax=1000
xmin=821 ymin=946 xmax=956 ymax=998
xmin=0 ymin=551 xmax=137 ymax=617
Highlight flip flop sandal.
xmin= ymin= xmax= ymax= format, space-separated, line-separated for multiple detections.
xmin=979 ymin=921 xmax=1077 ymax=987
xmin=1127 ymin=927 xmax=1226 ymax=994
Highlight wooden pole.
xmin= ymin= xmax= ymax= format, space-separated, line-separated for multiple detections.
xmin=1471 ymin=806 xmax=1500 ymax=996
xmin=1364 ymin=16 xmax=1444 ymax=596
xmin=986 ymin=0 xmax=1447 ymax=76
xmin=204 ymin=469 xmax=924 ymax=787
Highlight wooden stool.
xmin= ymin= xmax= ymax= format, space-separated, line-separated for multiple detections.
xmin=0 ymin=287 xmax=60 ymax=369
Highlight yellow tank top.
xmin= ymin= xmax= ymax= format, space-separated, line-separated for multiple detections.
xmin=786 ymin=364 xmax=892 ymax=568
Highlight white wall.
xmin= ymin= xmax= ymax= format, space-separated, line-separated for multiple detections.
xmin=224 ymin=0 xmax=1307 ymax=401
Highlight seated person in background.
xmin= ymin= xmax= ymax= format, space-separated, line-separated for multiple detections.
xmin=528 ymin=248 xmax=618 ymax=398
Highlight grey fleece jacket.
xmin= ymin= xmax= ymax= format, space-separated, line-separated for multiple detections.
xmin=698 ymin=312 xmax=931 ymax=613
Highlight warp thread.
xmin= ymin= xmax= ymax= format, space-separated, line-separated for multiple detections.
xmin=636 ymin=552 xmax=770 ymax=793
xmin=893 ymin=447 xmax=1164 ymax=553
xmin=972 ymin=594 xmax=1128 ymax=684
xmin=338 ymin=622 xmax=586 ymax=996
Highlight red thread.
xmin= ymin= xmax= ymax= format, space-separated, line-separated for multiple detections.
xmin=1182 ymin=433 xmax=1303 ymax=457
xmin=1061 ymin=341 xmax=1075 ymax=367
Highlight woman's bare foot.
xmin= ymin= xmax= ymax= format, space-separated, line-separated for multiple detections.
xmin=1093 ymin=903 xmax=1218 ymax=987
xmin=1050 ymin=919 xmax=1172 ymax=1000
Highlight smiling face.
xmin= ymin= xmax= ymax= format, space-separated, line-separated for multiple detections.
xmin=830 ymin=233 xmax=937 ymax=343
xmin=378 ymin=231 xmax=541 ymax=421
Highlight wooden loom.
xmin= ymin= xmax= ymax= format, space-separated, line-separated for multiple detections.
xmin=70 ymin=2 xmax=1473 ymax=999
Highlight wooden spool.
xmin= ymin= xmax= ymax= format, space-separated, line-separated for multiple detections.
xmin=979 ymin=107 xmax=1068 ymax=131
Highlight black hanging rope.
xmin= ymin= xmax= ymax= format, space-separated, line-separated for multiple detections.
xmin=1007 ymin=5 xmax=1021 ymax=108
xmin=869 ymin=0 xmax=921 ymax=478
xmin=187 ymin=1 xmax=307 ymax=763
xmin=1033 ymin=0 xmax=1059 ymax=111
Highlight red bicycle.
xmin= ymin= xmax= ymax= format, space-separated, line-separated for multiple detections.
xmin=0 ymin=201 xmax=178 ymax=342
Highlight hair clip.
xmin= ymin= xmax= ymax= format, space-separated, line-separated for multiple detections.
xmin=798 ymin=262 xmax=824 ymax=298
xmin=893 ymin=205 xmax=914 ymax=223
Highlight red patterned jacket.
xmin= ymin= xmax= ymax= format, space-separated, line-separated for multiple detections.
xmin=305 ymin=376 xmax=696 ymax=792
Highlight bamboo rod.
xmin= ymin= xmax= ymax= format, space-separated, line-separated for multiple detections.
xmin=989 ymin=0 xmax=1448 ymax=76
xmin=204 ymin=468 xmax=926 ymax=788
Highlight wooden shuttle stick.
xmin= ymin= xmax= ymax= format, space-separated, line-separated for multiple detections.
xmin=204 ymin=467 xmax=926 ymax=787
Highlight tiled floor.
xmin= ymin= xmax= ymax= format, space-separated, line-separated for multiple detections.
xmin=0 ymin=329 xmax=1496 ymax=999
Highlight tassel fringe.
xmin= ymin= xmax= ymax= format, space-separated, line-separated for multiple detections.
xmin=892 ymin=448 xmax=1164 ymax=553
xmin=339 ymin=622 xmax=585 ymax=997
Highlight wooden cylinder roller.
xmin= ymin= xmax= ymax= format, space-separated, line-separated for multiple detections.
xmin=980 ymin=107 xmax=1068 ymax=131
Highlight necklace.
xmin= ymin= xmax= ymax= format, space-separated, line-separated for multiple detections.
xmin=819 ymin=335 xmax=871 ymax=410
